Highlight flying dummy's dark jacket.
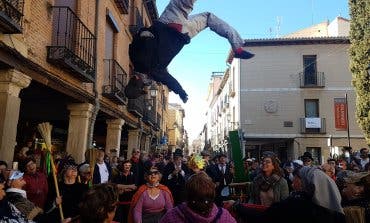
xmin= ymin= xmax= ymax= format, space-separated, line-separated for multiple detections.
xmin=129 ymin=21 xmax=190 ymax=100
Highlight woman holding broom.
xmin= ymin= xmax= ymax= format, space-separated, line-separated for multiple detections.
xmin=48 ymin=156 xmax=89 ymax=222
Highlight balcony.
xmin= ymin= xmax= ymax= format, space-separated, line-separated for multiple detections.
xmin=114 ymin=0 xmax=129 ymax=14
xmin=143 ymin=106 xmax=156 ymax=126
xmin=102 ymin=59 xmax=127 ymax=105
xmin=300 ymin=117 xmax=326 ymax=134
xmin=47 ymin=6 xmax=96 ymax=83
xmin=129 ymin=7 xmax=144 ymax=36
xmin=0 ymin=0 xmax=23 ymax=33
xmin=299 ymin=72 xmax=325 ymax=88
xmin=128 ymin=96 xmax=145 ymax=117
xmin=154 ymin=113 xmax=161 ymax=131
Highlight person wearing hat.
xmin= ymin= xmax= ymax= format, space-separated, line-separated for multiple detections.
xmin=301 ymin=152 xmax=314 ymax=167
xmin=6 ymin=170 xmax=45 ymax=220
xmin=163 ymin=148 xmax=190 ymax=205
xmin=22 ymin=157 xmax=49 ymax=209
xmin=0 ymin=173 xmax=38 ymax=222
xmin=206 ymin=153 xmax=234 ymax=206
xmin=48 ymin=158 xmax=88 ymax=222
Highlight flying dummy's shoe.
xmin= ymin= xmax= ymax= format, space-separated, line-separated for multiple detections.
xmin=124 ymin=75 xmax=147 ymax=99
xmin=234 ymin=47 xmax=255 ymax=59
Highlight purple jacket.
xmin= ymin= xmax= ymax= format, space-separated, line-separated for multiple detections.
xmin=160 ymin=203 xmax=236 ymax=223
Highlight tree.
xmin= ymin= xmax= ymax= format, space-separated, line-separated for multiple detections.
xmin=349 ymin=0 xmax=370 ymax=143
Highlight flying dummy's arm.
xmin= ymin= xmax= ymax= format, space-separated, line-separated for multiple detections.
xmin=151 ymin=69 xmax=188 ymax=103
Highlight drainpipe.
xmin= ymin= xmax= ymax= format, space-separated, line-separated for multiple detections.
xmin=87 ymin=0 xmax=100 ymax=151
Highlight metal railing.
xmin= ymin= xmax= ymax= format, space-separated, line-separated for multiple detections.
xmin=154 ymin=113 xmax=161 ymax=131
xmin=47 ymin=6 xmax=96 ymax=82
xmin=143 ymin=105 xmax=156 ymax=126
xmin=128 ymin=96 xmax=145 ymax=117
xmin=300 ymin=117 xmax=326 ymax=134
xmin=129 ymin=6 xmax=144 ymax=36
xmin=299 ymin=72 xmax=325 ymax=88
xmin=102 ymin=59 xmax=127 ymax=104
xmin=0 ymin=0 xmax=24 ymax=33
xmin=114 ymin=0 xmax=129 ymax=14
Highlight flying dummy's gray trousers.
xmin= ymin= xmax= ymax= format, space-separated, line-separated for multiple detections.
xmin=159 ymin=0 xmax=245 ymax=51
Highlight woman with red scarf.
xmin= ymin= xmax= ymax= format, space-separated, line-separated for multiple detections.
xmin=128 ymin=166 xmax=173 ymax=223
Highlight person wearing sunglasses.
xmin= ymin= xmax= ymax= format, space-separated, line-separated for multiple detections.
xmin=128 ymin=166 xmax=173 ymax=223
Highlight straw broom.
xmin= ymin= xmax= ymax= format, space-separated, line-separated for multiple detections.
xmin=88 ymin=147 xmax=98 ymax=186
xmin=37 ymin=122 xmax=64 ymax=220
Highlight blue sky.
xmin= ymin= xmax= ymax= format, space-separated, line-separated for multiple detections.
xmin=155 ymin=0 xmax=350 ymax=142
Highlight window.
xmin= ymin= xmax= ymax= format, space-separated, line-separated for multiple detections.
xmin=303 ymin=55 xmax=317 ymax=85
xmin=304 ymin=99 xmax=319 ymax=117
xmin=304 ymin=99 xmax=320 ymax=133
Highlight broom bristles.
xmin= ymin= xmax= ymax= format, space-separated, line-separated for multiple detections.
xmin=37 ymin=122 xmax=52 ymax=151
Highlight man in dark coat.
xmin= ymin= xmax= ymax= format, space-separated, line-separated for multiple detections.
xmin=206 ymin=153 xmax=234 ymax=206
xmin=126 ymin=0 xmax=254 ymax=103
xmin=163 ymin=149 xmax=190 ymax=205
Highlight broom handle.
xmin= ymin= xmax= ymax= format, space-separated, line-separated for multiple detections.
xmin=50 ymin=153 xmax=64 ymax=220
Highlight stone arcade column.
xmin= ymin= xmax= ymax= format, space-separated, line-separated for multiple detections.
xmin=144 ymin=135 xmax=150 ymax=152
xmin=0 ymin=69 xmax=31 ymax=164
xmin=127 ymin=129 xmax=140 ymax=159
xmin=66 ymin=103 xmax=93 ymax=163
xmin=105 ymin=119 xmax=125 ymax=157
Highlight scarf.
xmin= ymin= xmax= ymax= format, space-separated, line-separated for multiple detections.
xmin=6 ymin=188 xmax=27 ymax=198
xmin=127 ymin=184 xmax=173 ymax=223
xmin=255 ymin=174 xmax=281 ymax=192
xmin=299 ymin=166 xmax=344 ymax=214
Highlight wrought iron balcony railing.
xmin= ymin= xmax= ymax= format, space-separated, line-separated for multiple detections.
xmin=128 ymin=95 xmax=145 ymax=118
xmin=114 ymin=0 xmax=129 ymax=14
xmin=129 ymin=7 xmax=144 ymax=36
xmin=0 ymin=0 xmax=24 ymax=33
xmin=47 ymin=6 xmax=96 ymax=82
xmin=299 ymin=72 xmax=325 ymax=88
xmin=143 ymin=106 xmax=156 ymax=126
xmin=300 ymin=117 xmax=326 ymax=134
xmin=102 ymin=59 xmax=128 ymax=105
xmin=154 ymin=113 xmax=161 ymax=131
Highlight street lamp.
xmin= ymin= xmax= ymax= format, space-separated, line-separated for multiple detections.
xmin=149 ymin=84 xmax=158 ymax=98
xmin=145 ymin=84 xmax=158 ymax=110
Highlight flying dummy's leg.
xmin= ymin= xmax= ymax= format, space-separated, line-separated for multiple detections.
xmin=185 ymin=12 xmax=254 ymax=59
xmin=159 ymin=0 xmax=254 ymax=59
xmin=152 ymin=69 xmax=188 ymax=103
xmin=159 ymin=0 xmax=197 ymax=25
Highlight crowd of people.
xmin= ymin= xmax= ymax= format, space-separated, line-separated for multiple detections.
xmin=0 ymin=145 xmax=369 ymax=223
